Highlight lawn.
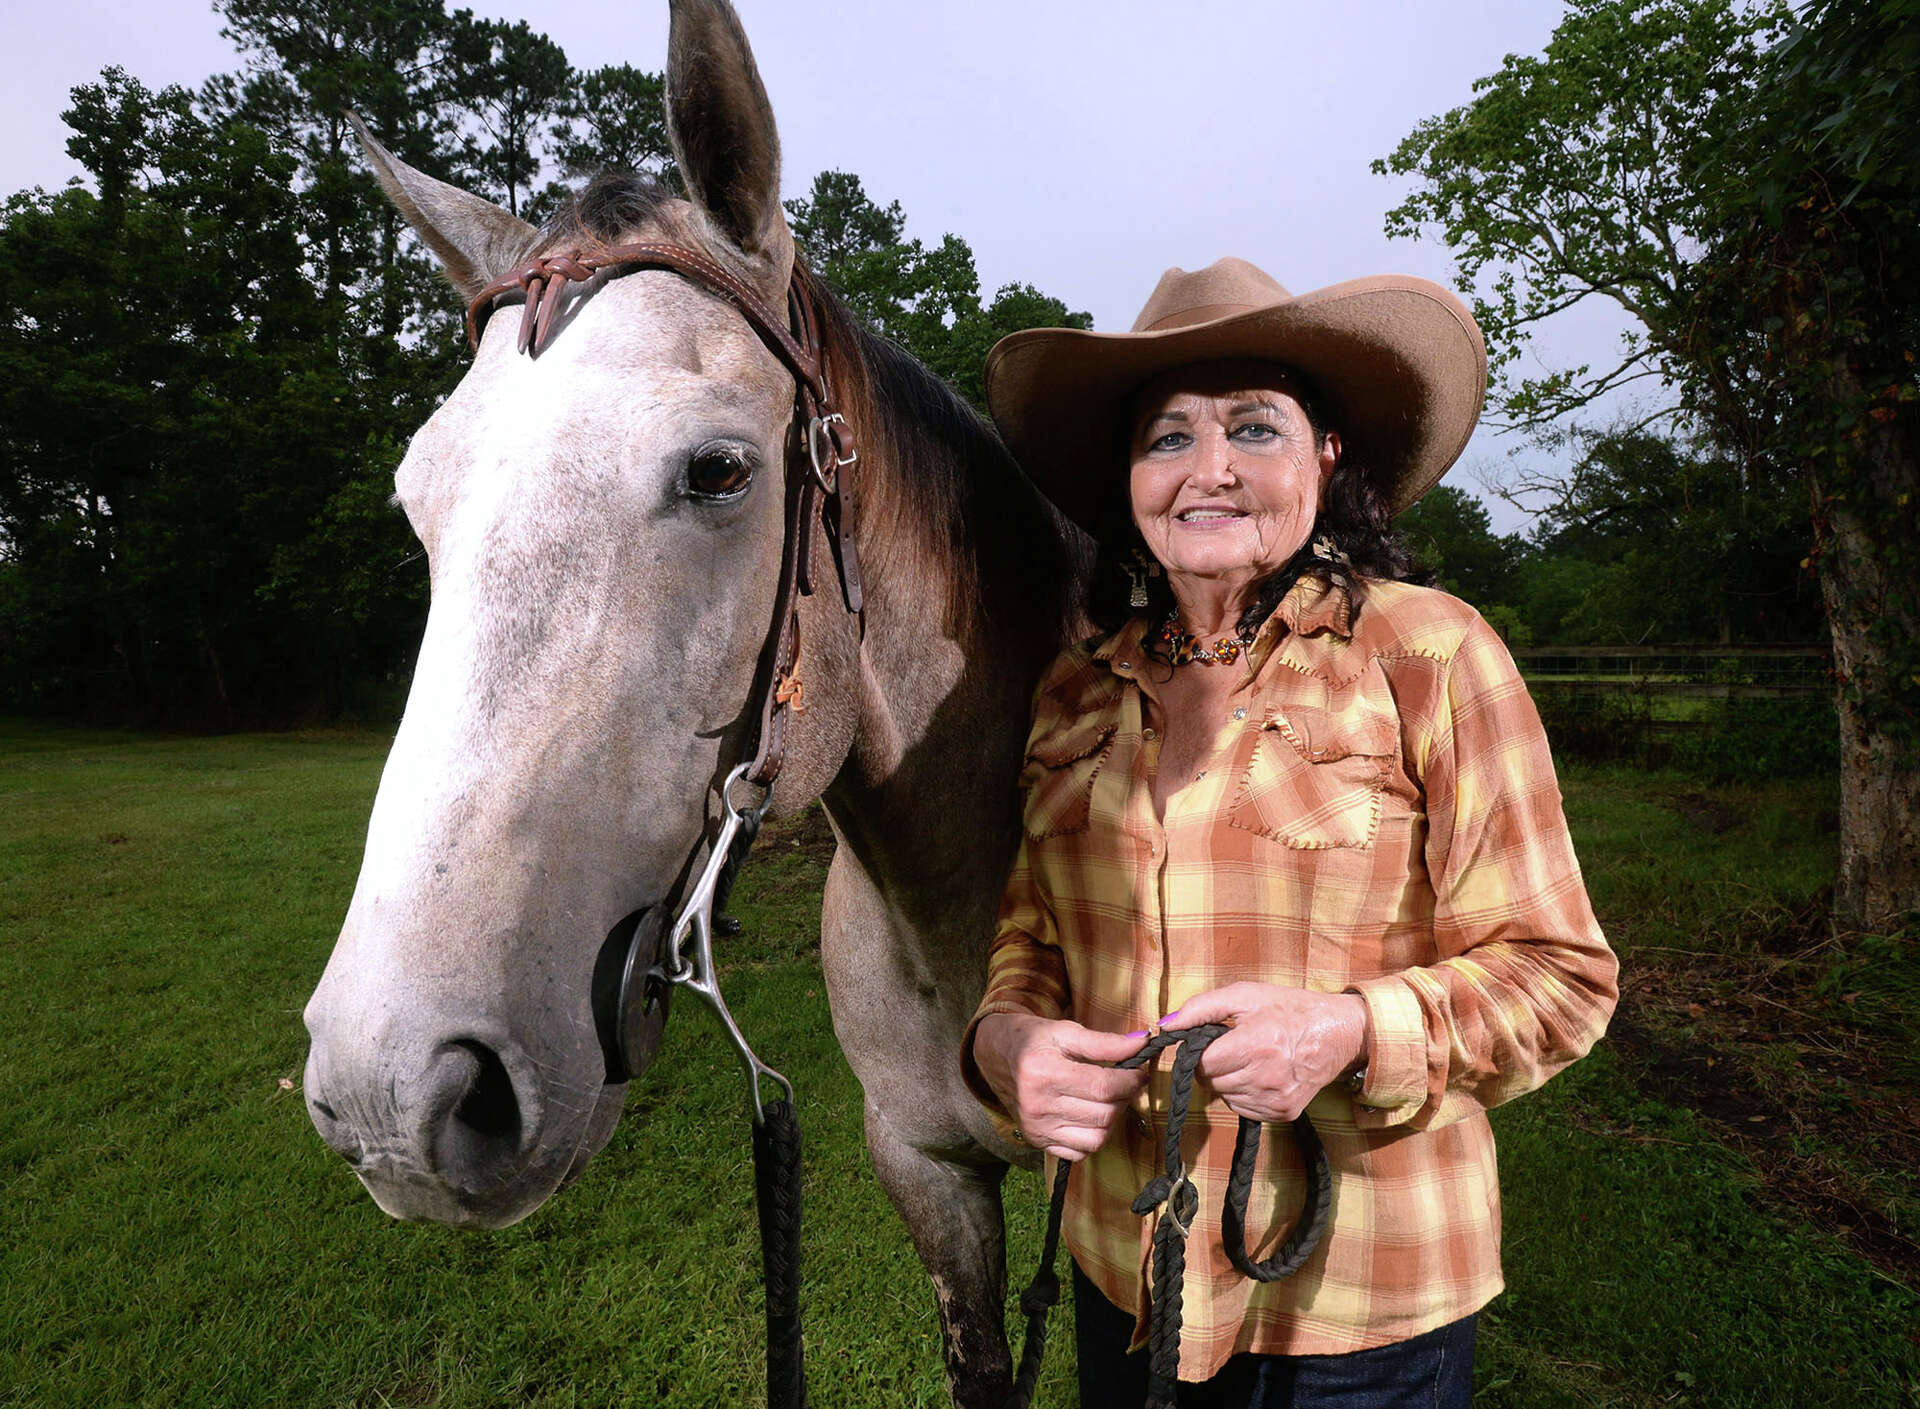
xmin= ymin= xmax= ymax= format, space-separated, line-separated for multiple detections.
xmin=1 ymin=721 xmax=1915 ymax=1407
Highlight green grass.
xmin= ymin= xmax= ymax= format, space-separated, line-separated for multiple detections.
xmin=2 ymin=723 xmax=1915 ymax=1406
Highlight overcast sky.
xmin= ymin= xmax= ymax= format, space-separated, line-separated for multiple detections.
xmin=1 ymin=0 xmax=1643 ymax=534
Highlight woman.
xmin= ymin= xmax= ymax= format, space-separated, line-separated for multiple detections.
xmin=961 ymin=258 xmax=1618 ymax=1406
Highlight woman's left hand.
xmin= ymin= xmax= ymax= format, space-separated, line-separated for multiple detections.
xmin=1164 ymin=984 xmax=1369 ymax=1123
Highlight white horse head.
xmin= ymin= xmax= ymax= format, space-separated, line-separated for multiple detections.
xmin=302 ymin=0 xmax=853 ymax=1227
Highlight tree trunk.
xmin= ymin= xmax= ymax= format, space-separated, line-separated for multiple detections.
xmin=1812 ymin=374 xmax=1920 ymax=934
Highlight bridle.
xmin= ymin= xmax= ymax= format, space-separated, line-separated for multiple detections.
xmin=465 ymin=241 xmax=865 ymax=1119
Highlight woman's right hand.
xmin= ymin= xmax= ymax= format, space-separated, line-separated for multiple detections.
xmin=972 ymin=1014 xmax=1149 ymax=1161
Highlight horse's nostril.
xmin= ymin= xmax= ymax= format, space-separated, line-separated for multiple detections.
xmin=312 ymin=1098 xmax=339 ymax=1123
xmin=424 ymin=1039 xmax=526 ymax=1190
xmin=450 ymin=1040 xmax=520 ymax=1142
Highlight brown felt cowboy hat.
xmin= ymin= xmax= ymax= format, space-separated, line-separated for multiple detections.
xmin=984 ymin=257 xmax=1487 ymax=530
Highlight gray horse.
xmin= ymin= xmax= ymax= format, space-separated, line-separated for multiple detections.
xmin=300 ymin=1 xmax=1085 ymax=1401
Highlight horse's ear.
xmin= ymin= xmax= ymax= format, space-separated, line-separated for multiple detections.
xmin=665 ymin=0 xmax=793 ymax=289
xmin=347 ymin=113 xmax=538 ymax=300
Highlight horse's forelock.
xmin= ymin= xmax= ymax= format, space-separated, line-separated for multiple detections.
xmin=532 ymin=172 xmax=684 ymax=257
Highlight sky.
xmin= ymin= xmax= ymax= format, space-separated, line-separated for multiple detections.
xmin=0 ymin=0 xmax=1644 ymax=534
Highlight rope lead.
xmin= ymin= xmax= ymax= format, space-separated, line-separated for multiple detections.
xmin=1007 ymin=1023 xmax=1333 ymax=1409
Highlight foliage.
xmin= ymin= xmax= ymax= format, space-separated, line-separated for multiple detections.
xmin=786 ymin=170 xmax=1090 ymax=410
xmin=439 ymin=13 xmax=573 ymax=220
xmin=0 ymin=70 xmax=377 ymax=722
xmin=1381 ymin=0 xmax=1918 ymax=927
xmin=1375 ymin=0 xmax=1793 ymax=439
xmin=0 ymin=9 xmax=1089 ymax=725
xmin=1664 ymin=696 xmax=1841 ymax=781
xmin=1525 ymin=430 xmax=1819 ymax=643
xmin=1395 ymin=484 xmax=1522 ymax=606
xmin=552 ymin=63 xmax=677 ymax=187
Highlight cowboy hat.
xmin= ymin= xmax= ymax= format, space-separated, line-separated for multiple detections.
xmin=984 ymin=257 xmax=1487 ymax=530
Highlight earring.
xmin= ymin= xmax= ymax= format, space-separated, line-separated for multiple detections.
xmin=1126 ymin=551 xmax=1160 ymax=610
xmin=1128 ymin=563 xmax=1150 ymax=610
xmin=1311 ymin=534 xmax=1353 ymax=587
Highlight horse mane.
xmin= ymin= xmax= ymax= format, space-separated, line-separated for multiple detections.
xmin=540 ymin=172 xmax=1087 ymax=653
xmin=810 ymin=290 xmax=1086 ymax=648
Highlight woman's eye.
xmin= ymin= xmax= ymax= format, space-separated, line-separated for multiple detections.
xmin=1150 ymin=431 xmax=1191 ymax=453
xmin=1232 ymin=422 xmax=1279 ymax=442
xmin=688 ymin=448 xmax=754 ymax=499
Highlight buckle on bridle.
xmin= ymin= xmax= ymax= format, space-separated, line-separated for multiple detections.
xmin=806 ymin=412 xmax=857 ymax=493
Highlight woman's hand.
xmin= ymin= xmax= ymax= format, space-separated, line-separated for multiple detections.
xmin=1166 ymin=984 xmax=1369 ymax=1123
xmin=972 ymin=1014 xmax=1150 ymax=1161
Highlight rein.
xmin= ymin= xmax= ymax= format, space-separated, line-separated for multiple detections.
xmin=464 ymin=246 xmax=1329 ymax=1409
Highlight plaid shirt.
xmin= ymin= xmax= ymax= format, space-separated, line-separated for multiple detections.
xmin=962 ymin=574 xmax=1617 ymax=1373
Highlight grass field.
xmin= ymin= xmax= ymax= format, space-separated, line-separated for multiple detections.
xmin=2 ymin=720 xmax=1916 ymax=1407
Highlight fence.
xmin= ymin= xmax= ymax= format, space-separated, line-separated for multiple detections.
xmin=1514 ymin=643 xmax=1830 ymax=716
xmin=1511 ymin=644 xmax=1834 ymax=774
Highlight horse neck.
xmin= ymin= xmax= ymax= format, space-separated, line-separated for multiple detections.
xmin=815 ymin=310 xmax=1088 ymax=898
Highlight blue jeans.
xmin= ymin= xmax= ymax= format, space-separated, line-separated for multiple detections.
xmin=1073 ymin=1263 xmax=1476 ymax=1407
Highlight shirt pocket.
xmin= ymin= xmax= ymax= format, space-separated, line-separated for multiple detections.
xmin=1226 ymin=703 xmax=1398 ymax=849
xmin=1020 ymin=718 xmax=1117 ymax=841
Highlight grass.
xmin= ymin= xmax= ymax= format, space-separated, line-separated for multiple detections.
xmin=2 ymin=721 xmax=1916 ymax=1407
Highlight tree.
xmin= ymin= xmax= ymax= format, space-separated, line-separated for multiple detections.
xmin=786 ymin=170 xmax=1090 ymax=410
xmin=1376 ymin=0 xmax=1791 ymax=444
xmin=1380 ymin=0 xmax=1919 ymax=930
xmin=1395 ymin=484 xmax=1524 ymax=609
xmin=550 ymin=64 xmax=676 ymax=187
xmin=0 ymin=67 xmax=427 ymax=723
xmin=1684 ymin=0 xmax=1920 ymax=929
xmin=439 ymin=12 xmax=573 ymax=220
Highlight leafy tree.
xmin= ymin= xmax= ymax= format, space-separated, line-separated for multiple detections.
xmin=1376 ymin=0 xmax=1792 ymax=441
xmin=4 ymin=71 xmax=336 ymax=719
xmin=786 ymin=170 xmax=1089 ymax=410
xmin=1380 ymin=0 xmax=1919 ymax=930
xmin=439 ymin=12 xmax=573 ymax=220
xmin=1684 ymin=0 xmax=1920 ymax=929
xmin=209 ymin=0 xmax=452 ymax=319
xmin=1528 ymin=430 xmax=1817 ymax=643
xmin=551 ymin=64 xmax=676 ymax=187
xmin=1395 ymin=484 xmax=1524 ymax=608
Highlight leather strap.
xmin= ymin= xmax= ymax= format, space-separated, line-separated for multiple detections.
xmin=465 ymin=243 xmax=864 ymax=791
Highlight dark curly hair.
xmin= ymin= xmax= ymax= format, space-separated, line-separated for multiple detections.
xmin=1086 ymin=368 xmax=1430 ymax=648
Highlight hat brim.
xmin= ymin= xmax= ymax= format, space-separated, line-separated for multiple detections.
xmin=984 ymin=275 xmax=1487 ymax=531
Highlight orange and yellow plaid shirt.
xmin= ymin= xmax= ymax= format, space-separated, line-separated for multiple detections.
xmin=962 ymin=574 xmax=1618 ymax=1374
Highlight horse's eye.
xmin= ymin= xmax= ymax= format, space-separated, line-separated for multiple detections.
xmin=688 ymin=448 xmax=754 ymax=500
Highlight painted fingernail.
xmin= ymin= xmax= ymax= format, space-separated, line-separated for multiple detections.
xmin=1160 ymin=1010 xmax=1182 ymax=1025
xmin=1124 ymin=1029 xmax=1148 ymax=1040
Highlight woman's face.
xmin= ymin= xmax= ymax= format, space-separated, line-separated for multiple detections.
xmin=1128 ymin=360 xmax=1340 ymax=596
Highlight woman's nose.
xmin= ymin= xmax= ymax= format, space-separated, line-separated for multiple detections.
xmin=1189 ymin=430 xmax=1239 ymax=489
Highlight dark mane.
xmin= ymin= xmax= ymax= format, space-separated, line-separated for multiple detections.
xmin=812 ymin=289 xmax=1087 ymax=646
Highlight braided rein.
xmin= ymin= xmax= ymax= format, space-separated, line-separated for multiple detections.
xmin=1005 ymin=1024 xmax=1332 ymax=1409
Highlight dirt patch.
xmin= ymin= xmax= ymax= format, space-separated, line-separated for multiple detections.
xmin=1608 ymin=907 xmax=1920 ymax=1290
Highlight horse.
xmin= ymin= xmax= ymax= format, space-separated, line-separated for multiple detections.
xmin=299 ymin=1 xmax=1086 ymax=1402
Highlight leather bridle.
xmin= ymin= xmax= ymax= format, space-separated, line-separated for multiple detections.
xmin=466 ymin=241 xmax=864 ymax=792
xmin=465 ymin=242 xmax=865 ymax=1115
